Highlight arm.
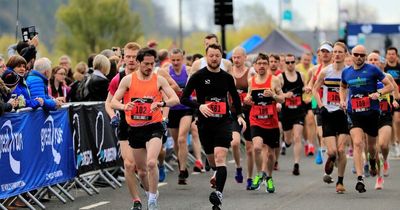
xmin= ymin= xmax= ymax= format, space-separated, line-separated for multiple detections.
xmin=158 ymin=76 xmax=179 ymax=107
xmin=111 ymin=76 xmax=131 ymax=111
xmin=158 ymin=68 xmax=181 ymax=92
xmin=379 ymin=76 xmax=394 ymax=96
xmin=105 ymin=92 xmax=116 ymax=118
xmin=387 ymin=74 xmax=400 ymax=99
xmin=189 ymin=60 xmax=201 ymax=77
xmin=272 ymin=76 xmax=285 ymax=104
xmin=339 ymin=82 xmax=348 ymax=110
xmin=181 ymin=75 xmax=201 ymax=109
xmin=228 ymin=74 xmax=242 ymax=116
xmin=312 ymin=69 xmax=326 ymax=108
xmin=223 ymin=59 xmax=233 ymax=74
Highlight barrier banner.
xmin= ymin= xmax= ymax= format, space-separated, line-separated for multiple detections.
xmin=69 ymin=104 xmax=121 ymax=175
xmin=0 ymin=109 xmax=75 ymax=199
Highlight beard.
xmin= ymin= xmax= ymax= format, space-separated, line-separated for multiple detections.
xmin=207 ymin=61 xmax=221 ymax=70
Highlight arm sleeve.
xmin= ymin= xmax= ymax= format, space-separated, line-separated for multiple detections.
xmin=227 ymin=74 xmax=242 ymax=115
xmin=180 ymin=75 xmax=200 ymax=109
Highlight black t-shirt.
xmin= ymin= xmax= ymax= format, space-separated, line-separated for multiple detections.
xmin=384 ymin=63 xmax=400 ymax=85
xmin=181 ymin=67 xmax=242 ymax=123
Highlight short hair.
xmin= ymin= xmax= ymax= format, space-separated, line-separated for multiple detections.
xmin=100 ymin=49 xmax=115 ymax=58
xmin=34 ymin=57 xmax=52 ymax=73
xmin=269 ymin=54 xmax=280 ymax=61
xmin=93 ymin=54 xmax=111 ymax=76
xmin=59 ymin=55 xmax=71 ymax=64
xmin=285 ymin=53 xmax=295 ymax=59
xmin=205 ymin=33 xmax=218 ymax=41
xmin=6 ymin=55 xmax=27 ymax=69
xmin=124 ymin=42 xmax=141 ymax=51
xmin=334 ymin=41 xmax=348 ymax=53
xmin=386 ymin=46 xmax=398 ymax=55
xmin=232 ymin=46 xmax=246 ymax=55
xmin=137 ymin=47 xmax=157 ymax=63
xmin=170 ymin=48 xmax=184 ymax=57
xmin=254 ymin=53 xmax=269 ymax=64
xmin=87 ymin=54 xmax=96 ymax=68
xmin=158 ymin=49 xmax=169 ymax=61
xmin=192 ymin=53 xmax=203 ymax=61
xmin=206 ymin=43 xmax=223 ymax=54
xmin=74 ymin=61 xmax=88 ymax=74
xmin=51 ymin=65 xmax=67 ymax=76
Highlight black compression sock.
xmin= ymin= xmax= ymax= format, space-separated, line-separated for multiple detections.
xmin=216 ymin=166 xmax=227 ymax=193
xmin=285 ymin=142 xmax=292 ymax=148
xmin=357 ymin=176 xmax=363 ymax=181
xmin=337 ymin=176 xmax=343 ymax=185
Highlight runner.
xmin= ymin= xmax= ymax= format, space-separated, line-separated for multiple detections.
xmin=181 ymin=43 xmax=246 ymax=210
xmin=278 ymin=53 xmax=307 ymax=176
xmin=367 ymin=52 xmax=399 ymax=189
xmin=105 ymin=42 xmax=142 ymax=209
xmin=230 ymin=46 xmax=255 ymax=189
xmin=111 ymin=47 xmax=179 ymax=209
xmin=313 ymin=42 xmax=349 ymax=193
xmin=244 ymin=53 xmax=284 ymax=193
xmin=339 ymin=45 xmax=393 ymax=193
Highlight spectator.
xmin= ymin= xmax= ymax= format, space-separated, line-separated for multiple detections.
xmin=48 ymin=66 xmax=71 ymax=103
xmin=107 ymin=55 xmax=119 ymax=81
xmin=73 ymin=61 xmax=88 ymax=82
xmin=86 ymin=54 xmax=110 ymax=101
xmin=0 ymin=55 xmax=6 ymax=76
xmin=59 ymin=55 xmax=74 ymax=85
xmin=26 ymin=58 xmax=61 ymax=110
xmin=0 ymin=70 xmax=19 ymax=115
xmin=16 ymin=35 xmax=39 ymax=71
xmin=6 ymin=55 xmax=43 ymax=109
xmin=87 ymin=54 xmax=96 ymax=74
xmin=158 ymin=49 xmax=170 ymax=68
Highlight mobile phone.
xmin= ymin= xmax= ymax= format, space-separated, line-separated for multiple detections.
xmin=11 ymin=94 xmax=17 ymax=99
xmin=120 ymin=48 xmax=125 ymax=59
xmin=21 ymin=26 xmax=38 ymax=42
xmin=112 ymin=47 xmax=118 ymax=52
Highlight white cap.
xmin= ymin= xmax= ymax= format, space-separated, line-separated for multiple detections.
xmin=319 ymin=43 xmax=333 ymax=52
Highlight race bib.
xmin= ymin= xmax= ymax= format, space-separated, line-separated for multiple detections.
xmin=132 ymin=98 xmax=153 ymax=120
xmin=253 ymin=104 xmax=274 ymax=119
xmin=351 ymin=95 xmax=370 ymax=112
xmin=285 ymin=96 xmax=302 ymax=109
xmin=206 ymin=97 xmax=226 ymax=118
xmin=327 ymin=87 xmax=340 ymax=106
xmin=379 ymin=100 xmax=389 ymax=112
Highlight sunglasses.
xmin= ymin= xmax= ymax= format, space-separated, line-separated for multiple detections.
xmin=353 ymin=53 xmax=366 ymax=58
xmin=285 ymin=61 xmax=295 ymax=64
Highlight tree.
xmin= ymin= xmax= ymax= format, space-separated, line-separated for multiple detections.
xmin=55 ymin=0 xmax=142 ymax=61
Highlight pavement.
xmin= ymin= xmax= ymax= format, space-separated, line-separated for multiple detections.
xmin=40 ymin=148 xmax=400 ymax=210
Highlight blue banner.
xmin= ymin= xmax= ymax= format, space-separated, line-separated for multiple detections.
xmin=0 ymin=108 xmax=76 ymax=199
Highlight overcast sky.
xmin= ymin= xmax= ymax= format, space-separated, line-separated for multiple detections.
xmin=156 ymin=0 xmax=400 ymax=31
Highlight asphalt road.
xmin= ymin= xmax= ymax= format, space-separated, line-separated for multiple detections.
xmin=42 ymin=149 xmax=400 ymax=210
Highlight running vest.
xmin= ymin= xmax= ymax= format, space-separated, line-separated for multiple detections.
xmin=231 ymin=68 xmax=249 ymax=112
xmin=124 ymin=72 xmax=163 ymax=127
xmin=377 ymin=79 xmax=392 ymax=114
xmin=385 ymin=63 xmax=400 ymax=90
xmin=282 ymin=71 xmax=304 ymax=112
xmin=249 ymin=75 xmax=279 ymax=129
xmin=200 ymin=57 xmax=227 ymax=71
xmin=169 ymin=65 xmax=190 ymax=110
xmin=321 ymin=64 xmax=342 ymax=112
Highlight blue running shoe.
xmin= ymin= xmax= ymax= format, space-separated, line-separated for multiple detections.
xmin=315 ymin=148 xmax=323 ymax=165
xmin=364 ymin=164 xmax=370 ymax=177
xmin=235 ymin=168 xmax=243 ymax=183
xmin=158 ymin=165 xmax=166 ymax=182
xmin=246 ymin=178 xmax=253 ymax=190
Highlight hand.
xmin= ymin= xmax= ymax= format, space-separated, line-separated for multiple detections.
xmin=110 ymin=115 xmax=120 ymax=127
xmin=285 ymin=91 xmax=293 ymax=98
xmin=35 ymin=97 xmax=44 ymax=106
xmin=243 ymin=95 xmax=253 ymax=105
xmin=199 ymin=103 xmax=213 ymax=118
xmin=151 ymin=101 xmax=164 ymax=112
xmin=123 ymin=102 xmax=134 ymax=111
xmin=263 ymin=89 xmax=274 ymax=97
xmin=304 ymin=86 xmax=312 ymax=94
xmin=28 ymin=35 xmax=39 ymax=47
xmin=393 ymin=100 xmax=399 ymax=108
xmin=339 ymin=100 xmax=347 ymax=110
xmin=276 ymin=103 xmax=282 ymax=112
xmin=369 ymin=92 xmax=380 ymax=100
xmin=56 ymin=96 xmax=66 ymax=103
xmin=7 ymin=98 xmax=18 ymax=108
xmin=237 ymin=115 xmax=247 ymax=134
xmin=55 ymin=99 xmax=63 ymax=108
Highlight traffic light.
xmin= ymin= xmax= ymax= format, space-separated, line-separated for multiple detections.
xmin=214 ymin=0 xmax=234 ymax=25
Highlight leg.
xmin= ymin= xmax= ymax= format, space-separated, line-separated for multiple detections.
xmin=133 ymin=148 xmax=149 ymax=191
xmin=350 ymin=128 xmax=365 ymax=177
xmin=231 ymin=131 xmax=242 ymax=169
xmin=245 ymin=140 xmax=254 ymax=179
xmin=292 ymin=124 xmax=304 ymax=164
xmin=305 ymin=110 xmax=316 ymax=155
xmin=169 ymin=128 xmax=180 ymax=163
xmin=337 ymin=134 xmax=348 ymax=178
xmin=145 ymin=138 xmax=163 ymax=194
xmin=119 ymin=141 xmax=140 ymax=200
xmin=177 ymin=116 xmax=192 ymax=171
xmin=190 ymin=121 xmax=203 ymax=164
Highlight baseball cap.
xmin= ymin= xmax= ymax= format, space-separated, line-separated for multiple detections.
xmin=319 ymin=43 xmax=333 ymax=52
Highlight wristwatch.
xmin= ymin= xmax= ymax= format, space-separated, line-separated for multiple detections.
xmin=161 ymin=101 xmax=167 ymax=107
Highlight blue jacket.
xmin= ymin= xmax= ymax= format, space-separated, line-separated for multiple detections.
xmin=26 ymin=70 xmax=56 ymax=110
xmin=13 ymin=78 xmax=41 ymax=109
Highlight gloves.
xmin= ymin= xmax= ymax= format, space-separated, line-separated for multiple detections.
xmin=110 ymin=115 xmax=120 ymax=127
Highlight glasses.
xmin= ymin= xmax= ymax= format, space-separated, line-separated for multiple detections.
xmin=353 ymin=53 xmax=366 ymax=58
xmin=56 ymin=72 xmax=66 ymax=76
xmin=285 ymin=61 xmax=295 ymax=64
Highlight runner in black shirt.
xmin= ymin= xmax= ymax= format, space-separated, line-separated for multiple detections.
xmin=181 ymin=43 xmax=246 ymax=210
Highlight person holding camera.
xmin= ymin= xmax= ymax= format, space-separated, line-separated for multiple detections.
xmin=0 ymin=70 xmax=20 ymax=115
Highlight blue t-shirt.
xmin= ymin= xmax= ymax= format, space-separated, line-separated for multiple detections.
xmin=341 ymin=63 xmax=385 ymax=113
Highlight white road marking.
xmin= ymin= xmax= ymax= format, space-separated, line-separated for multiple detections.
xmin=158 ymin=182 xmax=168 ymax=187
xmin=80 ymin=201 xmax=110 ymax=209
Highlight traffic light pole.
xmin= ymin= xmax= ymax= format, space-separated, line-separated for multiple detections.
xmin=221 ymin=24 xmax=226 ymax=58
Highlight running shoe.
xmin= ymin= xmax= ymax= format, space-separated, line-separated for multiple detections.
xmin=315 ymin=148 xmax=323 ymax=165
xmin=178 ymin=170 xmax=187 ymax=185
xmin=210 ymin=172 xmax=217 ymax=189
xmin=193 ymin=160 xmax=204 ymax=173
xmin=336 ymin=183 xmax=346 ymax=194
xmin=375 ymin=176 xmax=384 ymax=190
xmin=355 ymin=179 xmax=366 ymax=193
xmin=281 ymin=142 xmax=286 ymax=155
xmin=369 ymin=159 xmax=377 ymax=177
xmin=250 ymin=174 xmax=263 ymax=190
xmin=363 ymin=164 xmax=370 ymax=177
xmin=209 ymin=191 xmax=223 ymax=209
xmin=324 ymin=157 xmax=334 ymax=175
xmin=266 ymin=178 xmax=275 ymax=193
xmin=147 ymin=200 xmax=159 ymax=210
xmin=274 ymin=161 xmax=279 ymax=170
xmin=304 ymin=144 xmax=309 ymax=156
xmin=347 ymin=147 xmax=353 ymax=157
xmin=131 ymin=201 xmax=142 ymax=210
xmin=383 ymin=161 xmax=389 ymax=177
xmin=158 ymin=165 xmax=166 ymax=182
xmin=323 ymin=174 xmax=334 ymax=184
xmin=246 ymin=178 xmax=253 ymax=190
xmin=235 ymin=167 xmax=243 ymax=183
xmin=307 ymin=144 xmax=315 ymax=156
xmin=292 ymin=163 xmax=300 ymax=176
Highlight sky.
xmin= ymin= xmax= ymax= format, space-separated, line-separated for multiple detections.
xmin=156 ymin=0 xmax=400 ymax=31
